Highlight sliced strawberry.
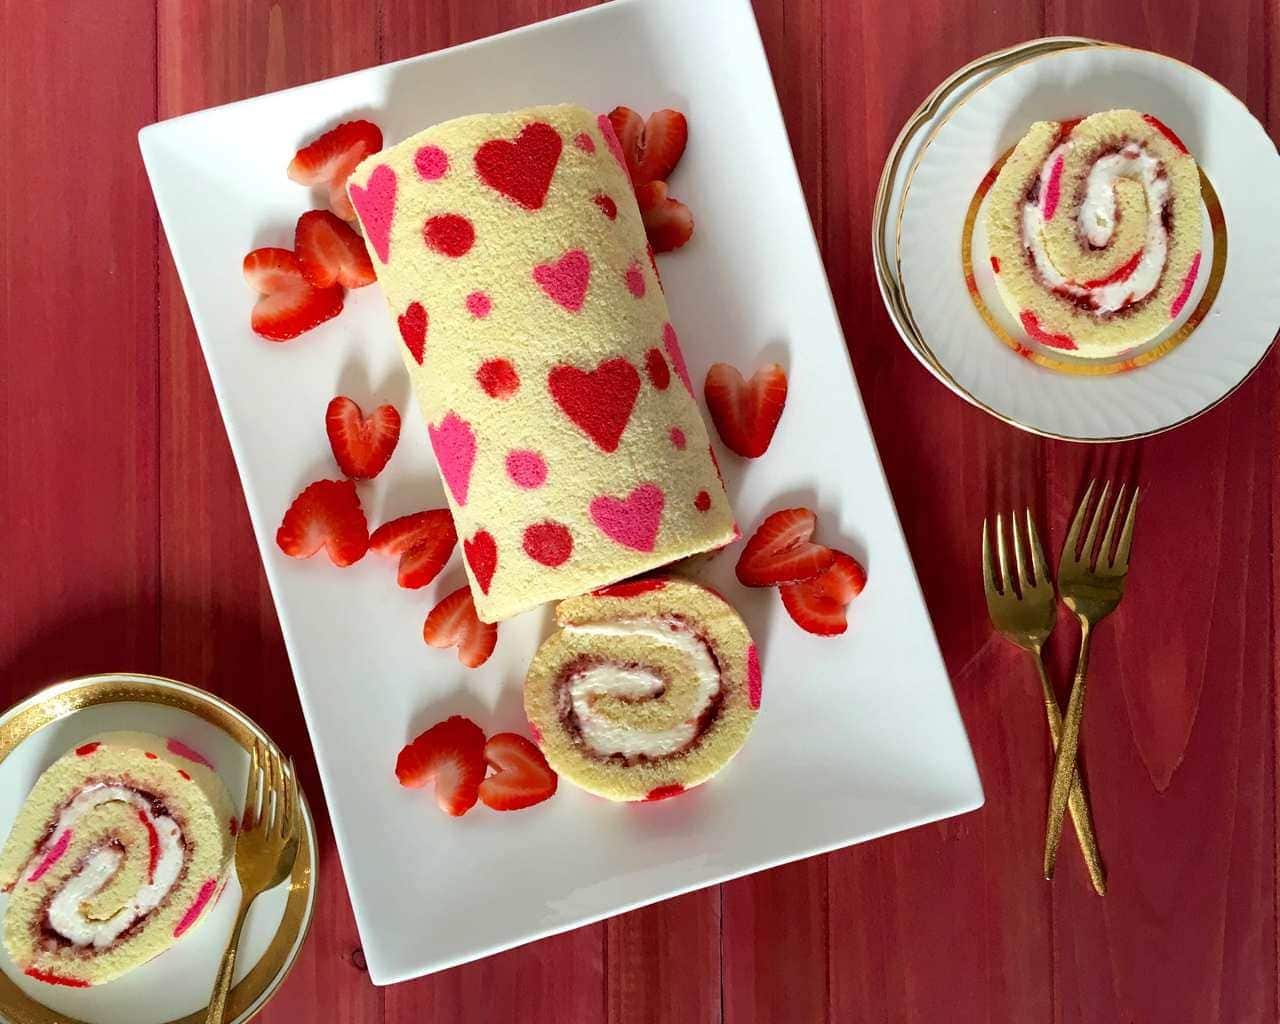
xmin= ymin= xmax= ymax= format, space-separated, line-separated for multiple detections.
xmin=779 ymin=551 xmax=867 ymax=636
xmin=243 ymin=247 xmax=344 ymax=341
xmin=735 ymin=508 xmax=834 ymax=587
xmin=424 ymin=587 xmax=498 ymax=668
xmin=370 ymin=510 xmax=457 ymax=589
xmin=478 ymin=733 xmax=558 ymax=811
xmin=294 ymin=210 xmax=375 ymax=288
xmin=635 ymin=181 xmax=694 ymax=253
xmin=704 ymin=362 xmax=788 ymax=458
xmin=607 ymin=107 xmax=688 ymax=185
xmin=287 ymin=120 xmax=383 ymax=221
xmin=325 ymin=396 xmax=400 ymax=479
xmin=275 ymin=479 xmax=368 ymax=567
xmin=395 ymin=715 xmax=486 ymax=816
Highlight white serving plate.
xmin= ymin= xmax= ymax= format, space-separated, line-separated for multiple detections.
xmin=139 ymin=0 xmax=982 ymax=985
xmin=898 ymin=45 xmax=1280 ymax=440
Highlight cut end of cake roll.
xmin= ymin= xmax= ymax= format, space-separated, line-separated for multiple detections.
xmin=524 ymin=577 xmax=760 ymax=802
xmin=985 ymin=109 xmax=1203 ymax=358
xmin=0 ymin=732 xmax=235 ymax=987
xmin=346 ymin=104 xmax=735 ymax=623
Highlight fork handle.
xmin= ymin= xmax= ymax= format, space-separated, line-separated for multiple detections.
xmin=1044 ymin=622 xmax=1092 ymax=879
xmin=205 ymin=897 xmax=253 ymax=1024
xmin=1033 ymin=651 xmax=1105 ymax=894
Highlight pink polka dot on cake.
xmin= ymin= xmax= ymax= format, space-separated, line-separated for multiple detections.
xmin=506 ymin=449 xmax=548 ymax=489
xmin=625 ymin=262 xmax=646 ymax=298
xmin=476 ymin=357 xmax=519 ymax=399
xmin=414 ymin=144 xmax=450 ymax=181
xmin=669 ymin=426 xmax=687 ymax=450
xmin=466 ymin=291 xmax=492 ymax=318
xmin=424 ymin=214 xmax=475 ymax=257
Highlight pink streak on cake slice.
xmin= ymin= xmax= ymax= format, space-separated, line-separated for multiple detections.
xmin=166 ymin=738 xmax=215 ymax=768
xmin=1169 ymin=251 xmax=1202 ymax=319
xmin=27 ymin=830 xmax=71 ymax=883
xmin=1042 ymin=155 xmax=1065 ymax=220
xmin=173 ymin=878 xmax=219 ymax=937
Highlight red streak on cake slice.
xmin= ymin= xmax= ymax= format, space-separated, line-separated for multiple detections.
xmin=1143 ymin=114 xmax=1189 ymax=154
xmin=592 ymin=579 xmax=667 ymax=598
xmin=174 ymin=878 xmax=219 ymax=937
xmin=1042 ymin=155 xmax=1065 ymax=220
xmin=1054 ymin=117 xmax=1083 ymax=146
xmin=144 ymin=752 xmax=158 ymax=759
xmin=1019 ymin=311 xmax=1077 ymax=350
xmin=1081 ymin=250 xmax=1143 ymax=289
xmin=990 ymin=256 xmax=1001 ymax=274
xmin=644 ymin=784 xmax=686 ymax=802
xmin=1170 ymin=252 xmax=1202 ymax=318
xmin=25 ymin=966 xmax=90 ymax=988
xmin=177 ymin=769 xmax=192 ymax=781
xmin=138 ymin=810 xmax=159 ymax=882
xmin=166 ymin=738 xmax=214 ymax=768
xmin=27 ymin=830 xmax=72 ymax=882
xmin=747 ymin=645 xmax=763 ymax=710
xmin=74 ymin=742 xmax=100 ymax=757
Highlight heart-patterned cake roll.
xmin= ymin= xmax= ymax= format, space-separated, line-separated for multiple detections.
xmin=524 ymin=578 xmax=760 ymax=802
xmin=986 ymin=109 xmax=1204 ymax=357
xmin=0 ymin=732 xmax=235 ymax=987
xmin=347 ymin=104 xmax=735 ymax=622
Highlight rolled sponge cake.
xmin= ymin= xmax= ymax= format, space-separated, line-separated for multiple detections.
xmin=986 ymin=109 xmax=1203 ymax=357
xmin=524 ymin=578 xmax=760 ymax=802
xmin=0 ymin=732 xmax=235 ymax=987
xmin=346 ymin=104 xmax=735 ymax=622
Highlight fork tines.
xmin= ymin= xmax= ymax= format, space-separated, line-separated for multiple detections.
xmin=982 ymin=509 xmax=1050 ymax=599
xmin=1063 ymin=480 xmax=1141 ymax=573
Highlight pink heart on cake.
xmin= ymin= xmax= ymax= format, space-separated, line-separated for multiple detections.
xmin=427 ymin=411 xmax=476 ymax=506
xmin=532 ymin=249 xmax=591 ymax=313
xmin=348 ymin=164 xmax=397 ymax=263
xmin=474 ymin=121 xmax=562 ymax=210
xmin=589 ymin=483 xmax=664 ymax=552
xmin=464 ymin=529 xmax=498 ymax=594
xmin=597 ymin=114 xmax=629 ymax=179
xmin=662 ymin=322 xmax=693 ymax=395
xmin=548 ymin=357 xmax=640 ymax=453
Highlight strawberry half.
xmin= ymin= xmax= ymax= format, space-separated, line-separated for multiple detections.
xmin=635 ymin=181 xmax=694 ymax=253
xmin=736 ymin=508 xmax=835 ymax=587
xmin=478 ymin=733 xmax=558 ymax=811
xmin=607 ymin=106 xmax=689 ymax=186
xmin=370 ymin=510 xmax=457 ymax=589
xmin=287 ymin=119 xmax=383 ymax=221
xmin=325 ymin=396 xmax=401 ymax=479
xmin=779 ymin=551 xmax=867 ymax=636
xmin=424 ymin=587 xmax=498 ymax=668
xmin=275 ymin=479 xmax=369 ymax=567
xmin=395 ymin=715 xmax=486 ymax=816
xmin=243 ymin=247 xmax=343 ymax=342
xmin=294 ymin=210 xmax=375 ymax=288
xmin=704 ymin=362 xmax=788 ymax=458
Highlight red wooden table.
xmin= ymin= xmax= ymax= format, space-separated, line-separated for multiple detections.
xmin=3 ymin=1 xmax=1276 ymax=1020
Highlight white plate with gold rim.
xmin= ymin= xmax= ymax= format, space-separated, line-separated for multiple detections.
xmin=897 ymin=44 xmax=1280 ymax=441
xmin=0 ymin=675 xmax=316 ymax=1024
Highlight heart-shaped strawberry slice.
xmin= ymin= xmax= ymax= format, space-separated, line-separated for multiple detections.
xmin=325 ymin=396 xmax=401 ymax=479
xmin=478 ymin=733 xmax=557 ymax=811
xmin=275 ymin=479 xmax=369 ymax=567
xmin=423 ymin=587 xmax=497 ymax=668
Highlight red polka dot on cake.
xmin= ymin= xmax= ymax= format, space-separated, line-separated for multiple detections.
xmin=669 ymin=426 xmax=686 ymax=450
xmin=645 ymin=348 xmax=670 ymax=390
xmin=625 ymin=261 xmax=646 ymax=298
xmin=414 ymin=145 xmax=449 ymax=181
xmin=506 ymin=449 xmax=548 ymax=489
xmin=573 ymin=132 xmax=596 ymax=153
xmin=694 ymin=490 xmax=711 ymax=512
xmin=523 ymin=521 xmax=574 ymax=567
xmin=476 ymin=357 xmax=519 ymax=399
xmin=593 ymin=193 xmax=618 ymax=220
xmin=424 ymin=214 xmax=475 ymax=257
xmin=465 ymin=291 xmax=492 ymax=318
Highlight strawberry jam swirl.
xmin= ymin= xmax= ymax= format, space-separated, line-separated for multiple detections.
xmin=24 ymin=784 xmax=185 ymax=949
xmin=556 ymin=618 xmax=723 ymax=761
xmin=1022 ymin=137 xmax=1171 ymax=314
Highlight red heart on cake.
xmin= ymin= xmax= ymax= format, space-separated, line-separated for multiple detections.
xmin=474 ymin=122 xmax=563 ymax=211
xmin=464 ymin=529 xmax=498 ymax=594
xmin=548 ymin=357 xmax=641 ymax=453
xmin=397 ymin=301 xmax=427 ymax=364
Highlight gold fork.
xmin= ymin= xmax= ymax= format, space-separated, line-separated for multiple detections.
xmin=1044 ymin=481 xmax=1140 ymax=880
xmin=983 ymin=510 xmax=1106 ymax=894
xmin=205 ymin=740 xmax=301 ymax=1024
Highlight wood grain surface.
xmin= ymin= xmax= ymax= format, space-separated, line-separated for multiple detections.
xmin=2 ymin=1 xmax=1276 ymax=1021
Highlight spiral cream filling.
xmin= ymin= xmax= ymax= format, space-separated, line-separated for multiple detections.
xmin=1021 ymin=141 xmax=1170 ymax=314
xmin=564 ymin=619 xmax=720 ymax=758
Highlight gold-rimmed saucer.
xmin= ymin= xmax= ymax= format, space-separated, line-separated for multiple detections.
xmin=0 ymin=674 xmax=316 ymax=1024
